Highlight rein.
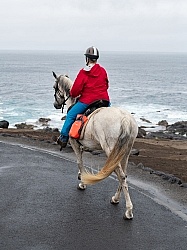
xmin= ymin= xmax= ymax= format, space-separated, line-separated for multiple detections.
xmin=61 ymin=95 xmax=70 ymax=113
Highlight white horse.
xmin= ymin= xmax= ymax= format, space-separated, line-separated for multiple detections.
xmin=53 ymin=72 xmax=138 ymax=219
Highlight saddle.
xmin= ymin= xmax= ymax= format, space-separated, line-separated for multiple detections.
xmin=69 ymin=100 xmax=109 ymax=139
xmin=84 ymin=99 xmax=110 ymax=116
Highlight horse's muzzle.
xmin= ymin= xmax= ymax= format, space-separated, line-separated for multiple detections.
xmin=54 ymin=102 xmax=62 ymax=109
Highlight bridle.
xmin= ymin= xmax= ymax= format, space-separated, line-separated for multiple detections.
xmin=54 ymin=79 xmax=70 ymax=113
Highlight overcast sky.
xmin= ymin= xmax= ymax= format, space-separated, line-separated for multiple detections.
xmin=0 ymin=0 xmax=187 ymax=52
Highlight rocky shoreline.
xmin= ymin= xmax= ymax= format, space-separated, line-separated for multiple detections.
xmin=138 ymin=120 xmax=187 ymax=140
xmin=1 ymin=118 xmax=187 ymax=140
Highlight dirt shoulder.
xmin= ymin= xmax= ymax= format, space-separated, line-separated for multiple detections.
xmin=130 ymin=138 xmax=187 ymax=183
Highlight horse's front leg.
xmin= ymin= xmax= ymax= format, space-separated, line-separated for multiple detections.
xmin=77 ymin=147 xmax=87 ymax=190
xmin=69 ymin=138 xmax=86 ymax=190
xmin=77 ymin=147 xmax=83 ymax=180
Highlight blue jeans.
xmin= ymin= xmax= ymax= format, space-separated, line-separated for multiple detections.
xmin=61 ymin=101 xmax=89 ymax=138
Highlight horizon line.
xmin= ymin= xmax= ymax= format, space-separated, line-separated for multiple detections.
xmin=0 ymin=49 xmax=187 ymax=54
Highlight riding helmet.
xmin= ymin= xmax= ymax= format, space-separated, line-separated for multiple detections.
xmin=84 ymin=46 xmax=99 ymax=60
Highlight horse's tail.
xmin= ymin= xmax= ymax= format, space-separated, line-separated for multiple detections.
xmin=81 ymin=123 xmax=136 ymax=185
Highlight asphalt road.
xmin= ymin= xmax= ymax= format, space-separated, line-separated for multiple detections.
xmin=0 ymin=141 xmax=187 ymax=250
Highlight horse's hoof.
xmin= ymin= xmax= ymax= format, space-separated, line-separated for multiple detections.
xmin=78 ymin=173 xmax=81 ymax=180
xmin=77 ymin=183 xmax=86 ymax=190
xmin=123 ymin=215 xmax=133 ymax=220
xmin=123 ymin=211 xmax=133 ymax=220
xmin=110 ymin=199 xmax=119 ymax=205
xmin=110 ymin=197 xmax=119 ymax=205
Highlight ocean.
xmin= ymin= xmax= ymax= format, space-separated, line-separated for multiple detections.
xmin=0 ymin=50 xmax=187 ymax=131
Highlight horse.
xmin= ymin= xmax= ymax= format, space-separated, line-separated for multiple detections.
xmin=53 ymin=72 xmax=138 ymax=219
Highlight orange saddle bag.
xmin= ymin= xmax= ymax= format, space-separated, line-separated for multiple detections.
xmin=69 ymin=114 xmax=88 ymax=139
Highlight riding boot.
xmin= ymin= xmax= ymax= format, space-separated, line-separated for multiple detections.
xmin=57 ymin=135 xmax=69 ymax=150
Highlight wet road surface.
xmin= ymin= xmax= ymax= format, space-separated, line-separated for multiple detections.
xmin=1 ymin=141 xmax=187 ymax=250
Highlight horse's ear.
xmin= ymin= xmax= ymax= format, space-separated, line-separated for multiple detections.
xmin=52 ymin=71 xmax=57 ymax=79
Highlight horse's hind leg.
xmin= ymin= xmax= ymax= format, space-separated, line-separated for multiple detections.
xmin=121 ymin=173 xmax=133 ymax=220
xmin=111 ymin=169 xmax=122 ymax=204
xmin=121 ymin=139 xmax=135 ymax=219
xmin=111 ymin=155 xmax=130 ymax=204
xmin=112 ymin=164 xmax=133 ymax=220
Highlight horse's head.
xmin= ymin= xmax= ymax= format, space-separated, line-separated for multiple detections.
xmin=53 ymin=72 xmax=71 ymax=111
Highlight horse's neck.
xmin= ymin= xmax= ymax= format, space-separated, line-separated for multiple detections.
xmin=64 ymin=80 xmax=76 ymax=109
xmin=66 ymin=96 xmax=76 ymax=109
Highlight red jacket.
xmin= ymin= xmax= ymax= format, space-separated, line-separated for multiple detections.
xmin=70 ymin=64 xmax=110 ymax=104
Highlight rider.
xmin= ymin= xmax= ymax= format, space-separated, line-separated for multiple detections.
xmin=57 ymin=46 xmax=110 ymax=148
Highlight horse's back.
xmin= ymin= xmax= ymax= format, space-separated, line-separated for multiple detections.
xmin=89 ymin=106 xmax=137 ymax=132
xmin=81 ymin=106 xmax=138 ymax=151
